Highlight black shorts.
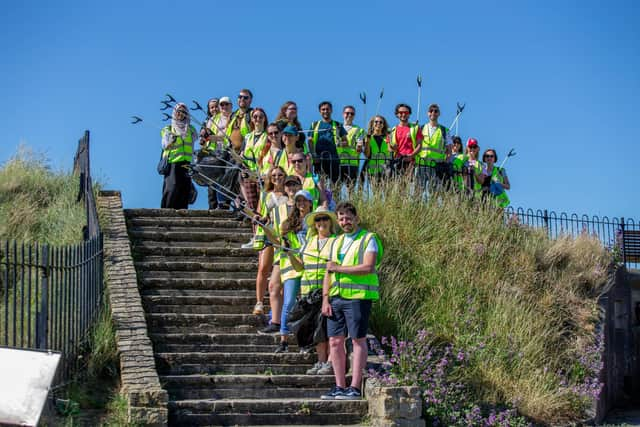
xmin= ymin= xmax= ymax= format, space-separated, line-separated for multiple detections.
xmin=327 ymin=297 xmax=372 ymax=339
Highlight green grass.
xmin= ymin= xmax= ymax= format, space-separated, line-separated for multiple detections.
xmin=1 ymin=146 xmax=122 ymax=423
xmin=0 ymin=145 xmax=85 ymax=244
xmin=347 ymin=177 xmax=611 ymax=425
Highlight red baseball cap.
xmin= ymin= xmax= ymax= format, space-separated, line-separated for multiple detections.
xmin=467 ymin=138 xmax=479 ymax=148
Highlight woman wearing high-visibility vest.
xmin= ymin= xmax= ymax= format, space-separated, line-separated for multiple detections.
xmin=289 ymin=151 xmax=327 ymax=209
xmin=258 ymin=175 xmax=302 ymax=334
xmin=465 ymin=138 xmax=484 ymax=197
xmin=448 ymin=136 xmax=467 ymax=192
xmin=160 ymin=102 xmax=197 ymax=209
xmin=240 ymin=108 xmax=269 ymax=249
xmin=272 ymin=190 xmax=314 ymax=353
xmin=251 ymin=166 xmax=288 ymax=316
xmin=479 ymin=148 xmax=511 ymax=208
xmin=364 ymin=115 xmax=391 ymax=180
xmin=288 ymin=207 xmax=337 ymax=375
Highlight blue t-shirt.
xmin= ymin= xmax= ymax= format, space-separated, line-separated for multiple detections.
xmin=312 ymin=120 xmax=346 ymax=156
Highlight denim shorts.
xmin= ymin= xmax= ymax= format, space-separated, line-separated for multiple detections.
xmin=326 ymin=297 xmax=372 ymax=339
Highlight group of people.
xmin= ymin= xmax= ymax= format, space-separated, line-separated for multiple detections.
xmin=159 ymin=89 xmax=512 ymax=211
xmin=158 ymin=88 xmax=513 ymax=400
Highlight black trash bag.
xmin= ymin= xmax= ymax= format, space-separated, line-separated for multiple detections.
xmin=192 ymin=150 xmax=231 ymax=186
xmin=287 ymin=289 xmax=326 ymax=349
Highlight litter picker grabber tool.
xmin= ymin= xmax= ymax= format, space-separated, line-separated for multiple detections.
xmin=416 ymin=74 xmax=423 ymax=125
xmin=489 ymin=148 xmax=516 ymax=196
xmin=374 ymin=88 xmax=384 ymax=116
xmin=448 ymin=102 xmax=466 ymax=135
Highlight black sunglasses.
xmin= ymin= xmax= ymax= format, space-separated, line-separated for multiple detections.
xmin=314 ymin=216 xmax=330 ymax=223
xmin=238 ymin=95 xmax=250 ymax=100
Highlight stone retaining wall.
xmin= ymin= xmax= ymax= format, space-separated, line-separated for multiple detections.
xmin=98 ymin=191 xmax=167 ymax=426
xmin=365 ymin=379 xmax=424 ymax=427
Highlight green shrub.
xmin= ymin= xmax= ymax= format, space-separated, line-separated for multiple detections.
xmin=349 ymin=177 xmax=611 ymax=424
xmin=0 ymin=146 xmax=85 ymax=244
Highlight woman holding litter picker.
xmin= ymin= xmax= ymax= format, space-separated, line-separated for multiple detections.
xmin=250 ymin=166 xmax=288 ymax=315
xmin=271 ymin=190 xmax=314 ymax=353
xmin=287 ymin=207 xmax=337 ymax=375
xmin=479 ymin=148 xmax=511 ymax=208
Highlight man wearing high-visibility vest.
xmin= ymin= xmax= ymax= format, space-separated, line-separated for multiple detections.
xmin=308 ymin=101 xmax=348 ymax=183
xmin=321 ymin=201 xmax=383 ymax=400
xmin=338 ymin=106 xmax=365 ymax=182
xmin=418 ymin=103 xmax=453 ymax=189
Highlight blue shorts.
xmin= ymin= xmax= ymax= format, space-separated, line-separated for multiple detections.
xmin=326 ymin=297 xmax=372 ymax=339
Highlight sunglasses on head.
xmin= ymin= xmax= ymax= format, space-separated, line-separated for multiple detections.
xmin=314 ymin=216 xmax=330 ymax=223
xmin=238 ymin=95 xmax=250 ymax=100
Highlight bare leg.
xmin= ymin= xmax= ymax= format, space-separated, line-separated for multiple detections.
xmin=255 ymin=247 xmax=273 ymax=304
xmin=350 ymin=337 xmax=367 ymax=389
xmin=316 ymin=341 xmax=329 ymax=363
xmin=268 ymin=265 xmax=282 ymax=324
xmin=329 ymin=336 xmax=347 ymax=388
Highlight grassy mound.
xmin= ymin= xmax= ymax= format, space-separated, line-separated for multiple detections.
xmin=0 ymin=146 xmax=85 ymax=244
xmin=350 ymin=178 xmax=611 ymax=424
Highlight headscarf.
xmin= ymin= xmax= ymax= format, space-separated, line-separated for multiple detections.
xmin=171 ymin=102 xmax=190 ymax=138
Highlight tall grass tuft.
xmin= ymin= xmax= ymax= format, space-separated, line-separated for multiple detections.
xmin=348 ymin=177 xmax=611 ymax=424
xmin=0 ymin=145 xmax=85 ymax=244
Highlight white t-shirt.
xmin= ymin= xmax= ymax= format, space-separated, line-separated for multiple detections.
xmin=340 ymin=230 xmax=378 ymax=256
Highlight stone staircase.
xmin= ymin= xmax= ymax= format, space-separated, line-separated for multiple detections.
xmin=125 ymin=209 xmax=367 ymax=426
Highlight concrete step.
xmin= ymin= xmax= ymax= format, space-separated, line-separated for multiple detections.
xmin=138 ymin=255 xmax=257 ymax=264
xmin=125 ymin=208 xmax=237 ymax=218
xmin=131 ymin=242 xmax=256 ymax=258
xmin=161 ymin=374 xmax=336 ymax=400
xmin=140 ymin=271 xmax=255 ymax=286
xmin=157 ymin=362 xmax=312 ymax=376
xmin=146 ymin=313 xmax=266 ymax=328
xmin=148 ymin=324 xmax=266 ymax=334
xmin=153 ymin=343 xmax=296 ymax=353
xmin=128 ymin=229 xmax=252 ymax=243
xmin=168 ymin=399 xmax=366 ymax=426
xmin=143 ymin=295 xmax=267 ymax=314
xmin=142 ymin=288 xmax=256 ymax=298
xmin=149 ymin=333 xmax=292 ymax=346
xmin=128 ymin=216 xmax=249 ymax=228
xmin=155 ymin=352 xmax=314 ymax=366
xmin=145 ymin=304 xmax=265 ymax=315
xmin=135 ymin=260 xmax=257 ymax=273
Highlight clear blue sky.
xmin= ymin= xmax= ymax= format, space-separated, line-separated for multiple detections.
xmin=1 ymin=0 xmax=638 ymax=220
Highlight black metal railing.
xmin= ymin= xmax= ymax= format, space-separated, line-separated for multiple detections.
xmin=0 ymin=131 xmax=103 ymax=384
xmin=504 ymin=208 xmax=640 ymax=269
xmin=0 ymin=235 xmax=104 ymax=379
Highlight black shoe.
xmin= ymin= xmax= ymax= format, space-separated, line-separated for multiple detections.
xmin=335 ymin=386 xmax=362 ymax=400
xmin=320 ymin=386 xmax=346 ymax=400
xmin=258 ymin=323 xmax=280 ymax=335
xmin=274 ymin=342 xmax=288 ymax=353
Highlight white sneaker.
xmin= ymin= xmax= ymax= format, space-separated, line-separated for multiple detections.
xmin=241 ymin=238 xmax=255 ymax=249
xmin=252 ymin=301 xmax=264 ymax=315
xmin=317 ymin=361 xmax=334 ymax=375
xmin=306 ymin=361 xmax=323 ymax=375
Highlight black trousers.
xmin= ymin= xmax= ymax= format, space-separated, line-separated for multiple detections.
xmin=161 ymin=161 xmax=191 ymax=209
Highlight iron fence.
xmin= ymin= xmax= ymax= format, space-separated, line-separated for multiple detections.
xmin=504 ymin=208 xmax=640 ymax=269
xmin=0 ymin=130 xmax=103 ymax=384
xmin=0 ymin=235 xmax=103 ymax=380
